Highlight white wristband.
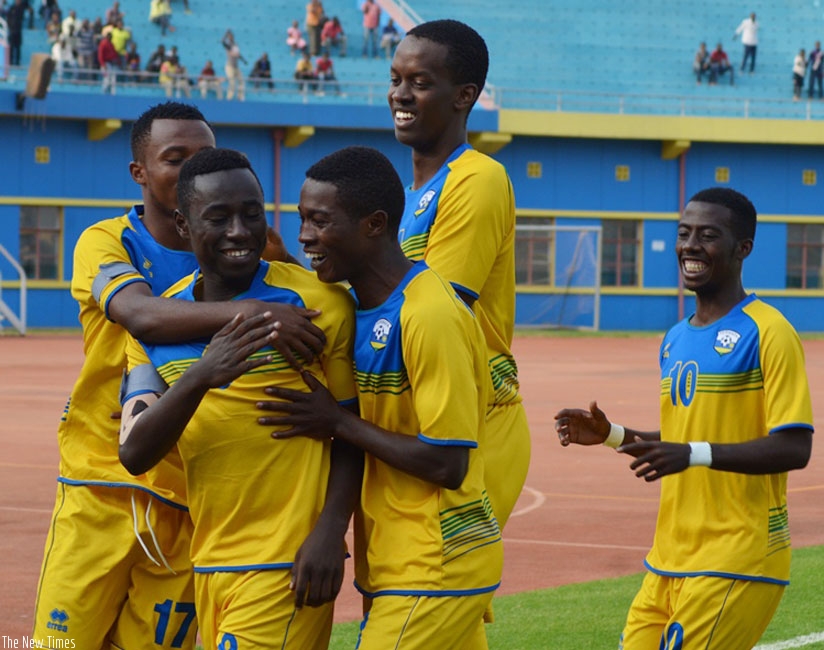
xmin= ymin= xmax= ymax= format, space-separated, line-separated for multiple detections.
xmin=604 ymin=422 xmax=625 ymax=449
xmin=688 ymin=441 xmax=713 ymax=467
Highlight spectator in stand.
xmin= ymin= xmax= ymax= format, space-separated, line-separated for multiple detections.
xmin=305 ymin=0 xmax=324 ymax=56
xmin=294 ymin=49 xmax=316 ymax=91
xmin=321 ymin=16 xmax=346 ymax=57
xmin=808 ymin=41 xmax=823 ymax=99
xmin=709 ymin=42 xmax=734 ymax=85
xmin=61 ymin=8 xmax=78 ymax=40
xmin=198 ymin=59 xmax=223 ymax=98
xmin=110 ymin=17 xmax=131 ymax=61
xmin=314 ymin=50 xmax=340 ymax=94
xmin=97 ymin=30 xmax=119 ymax=93
xmin=74 ymin=18 xmax=96 ymax=78
xmin=287 ymin=19 xmax=307 ymax=55
xmin=222 ymin=29 xmax=246 ymax=101
xmin=159 ymin=52 xmax=190 ymax=97
xmin=39 ymin=0 xmax=60 ymax=26
xmin=380 ymin=18 xmax=401 ymax=59
xmin=693 ymin=41 xmax=710 ymax=84
xmin=46 ymin=10 xmax=61 ymax=44
xmin=733 ymin=11 xmax=758 ymax=73
xmin=250 ymin=52 xmax=274 ymax=89
xmin=149 ymin=0 xmax=174 ymax=35
xmin=6 ymin=0 xmax=26 ymax=67
xmin=51 ymin=30 xmax=76 ymax=81
xmin=360 ymin=0 xmax=380 ymax=58
xmin=91 ymin=15 xmax=103 ymax=39
xmin=793 ymin=49 xmax=806 ymax=101
xmin=104 ymin=0 xmax=123 ymax=25
xmin=145 ymin=42 xmax=165 ymax=81
xmin=125 ymin=41 xmax=141 ymax=81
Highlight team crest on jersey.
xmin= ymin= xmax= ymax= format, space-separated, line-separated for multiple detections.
xmin=142 ymin=256 xmax=154 ymax=278
xmin=414 ymin=190 xmax=436 ymax=216
xmin=370 ymin=318 xmax=392 ymax=350
xmin=714 ymin=329 xmax=741 ymax=355
xmin=661 ymin=342 xmax=671 ymax=359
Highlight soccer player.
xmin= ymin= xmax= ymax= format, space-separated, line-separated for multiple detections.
xmin=118 ymin=147 xmax=359 ymax=649
xmin=389 ymin=19 xmax=530 ymax=529
xmin=258 ymin=146 xmax=503 ymax=649
xmin=32 ymin=102 xmax=325 ymax=649
xmin=555 ymin=187 xmax=813 ymax=650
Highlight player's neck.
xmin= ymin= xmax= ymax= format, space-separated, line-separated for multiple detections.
xmin=142 ymin=205 xmax=190 ymax=252
xmin=350 ymin=249 xmax=414 ymax=310
xmin=410 ymin=132 xmax=466 ymax=190
xmin=691 ymin=285 xmax=747 ymax=326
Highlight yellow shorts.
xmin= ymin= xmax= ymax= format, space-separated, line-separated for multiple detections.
xmin=195 ymin=569 xmax=333 ymax=650
xmin=620 ymin=572 xmax=785 ymax=650
xmin=33 ymin=482 xmax=195 ymax=650
xmin=483 ymin=402 xmax=531 ymax=528
xmin=355 ymin=592 xmax=494 ymax=650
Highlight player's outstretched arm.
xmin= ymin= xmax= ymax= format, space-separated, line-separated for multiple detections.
xmin=259 ymin=372 xmax=469 ymax=489
xmin=554 ymin=401 xmax=660 ymax=449
xmin=109 ymin=282 xmax=326 ymax=368
xmin=119 ymin=313 xmax=277 ymax=475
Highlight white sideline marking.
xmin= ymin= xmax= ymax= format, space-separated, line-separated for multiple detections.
xmin=755 ymin=633 xmax=824 ymax=649
xmin=510 ymin=485 xmax=545 ymax=518
xmin=0 ymin=505 xmax=52 ymax=513
xmin=503 ymin=537 xmax=649 ymax=552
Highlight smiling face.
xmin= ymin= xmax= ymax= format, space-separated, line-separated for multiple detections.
xmin=676 ymin=201 xmax=751 ymax=298
xmin=388 ymin=36 xmax=468 ymax=153
xmin=298 ymin=178 xmax=363 ymax=285
xmin=178 ymin=168 xmax=267 ymax=300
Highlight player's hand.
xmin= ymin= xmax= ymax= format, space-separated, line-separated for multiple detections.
xmin=290 ymin=525 xmax=346 ymax=608
xmin=257 ymin=370 xmax=341 ymax=439
xmin=191 ymin=313 xmax=276 ymax=388
xmin=236 ymin=300 xmax=326 ymax=370
xmin=554 ymin=401 xmax=610 ymax=446
xmin=618 ymin=437 xmax=690 ymax=481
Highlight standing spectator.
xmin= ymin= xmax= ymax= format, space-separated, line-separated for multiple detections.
xmin=709 ymin=42 xmax=734 ymax=85
xmin=693 ymin=41 xmax=710 ymax=84
xmin=50 ymin=31 xmax=76 ymax=80
xmin=124 ymin=41 xmax=141 ymax=81
xmin=6 ymin=0 xmax=26 ymax=67
xmin=38 ymin=0 xmax=60 ymax=25
xmin=321 ymin=16 xmax=346 ymax=57
xmin=110 ymin=17 xmax=131 ymax=62
xmin=149 ymin=0 xmax=173 ymax=35
xmin=74 ymin=18 xmax=96 ymax=78
xmin=104 ymin=0 xmax=122 ymax=25
xmin=145 ymin=42 xmax=165 ymax=81
xmin=793 ymin=48 xmax=806 ymax=101
xmin=97 ymin=30 xmax=119 ymax=93
xmin=380 ymin=18 xmax=401 ymax=60
xmin=808 ymin=41 xmax=823 ymax=99
xmin=294 ymin=49 xmax=316 ymax=91
xmin=734 ymin=11 xmax=758 ymax=73
xmin=45 ymin=10 xmax=61 ymax=44
xmin=286 ymin=18 xmax=307 ymax=54
xmin=314 ymin=50 xmax=339 ymax=94
xmin=360 ymin=0 xmax=380 ymax=58
xmin=222 ymin=29 xmax=246 ymax=101
xmin=159 ymin=53 xmax=189 ymax=97
xmin=304 ymin=0 xmax=323 ymax=56
xmin=250 ymin=51 xmax=274 ymax=89
xmin=60 ymin=8 xmax=77 ymax=44
xmin=198 ymin=59 xmax=222 ymax=98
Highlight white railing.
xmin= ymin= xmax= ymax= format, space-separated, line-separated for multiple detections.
xmin=0 ymin=243 xmax=27 ymax=336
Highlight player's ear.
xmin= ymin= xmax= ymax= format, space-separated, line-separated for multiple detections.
xmin=454 ymin=82 xmax=479 ymax=113
xmin=363 ymin=210 xmax=388 ymax=238
xmin=737 ymin=238 xmax=753 ymax=260
xmin=175 ymin=210 xmax=191 ymax=240
xmin=129 ymin=160 xmax=146 ymax=186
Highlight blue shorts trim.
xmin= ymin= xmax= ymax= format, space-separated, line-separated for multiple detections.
xmin=56 ymin=477 xmax=188 ymax=512
xmin=643 ymin=560 xmax=790 ymax=586
xmin=354 ymin=580 xmax=500 ymax=598
xmin=193 ymin=562 xmax=293 ymax=573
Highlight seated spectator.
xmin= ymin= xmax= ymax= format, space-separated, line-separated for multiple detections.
xmin=50 ymin=31 xmax=76 ymax=81
xmin=159 ymin=53 xmax=190 ymax=97
xmin=125 ymin=41 xmax=141 ymax=82
xmin=294 ymin=49 xmax=316 ymax=91
xmin=380 ymin=19 xmax=401 ymax=59
xmin=105 ymin=0 xmax=123 ymax=26
xmin=793 ymin=48 xmax=806 ymax=101
xmin=145 ymin=42 xmax=165 ymax=81
xmin=250 ymin=51 xmax=274 ymax=89
xmin=314 ymin=51 xmax=340 ymax=94
xmin=149 ymin=0 xmax=173 ymax=35
xmin=286 ymin=19 xmax=307 ymax=54
xmin=321 ymin=16 xmax=346 ymax=57
xmin=709 ymin=42 xmax=734 ymax=85
xmin=198 ymin=59 xmax=223 ymax=98
xmin=693 ymin=41 xmax=709 ymax=84
xmin=46 ymin=10 xmax=61 ymax=44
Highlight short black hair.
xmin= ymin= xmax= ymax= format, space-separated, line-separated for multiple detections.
xmin=407 ymin=19 xmax=488 ymax=93
xmin=177 ymin=147 xmax=262 ymax=217
xmin=688 ymin=187 xmax=757 ymax=241
xmin=130 ymin=102 xmax=212 ymax=162
xmin=304 ymin=146 xmax=405 ymax=236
